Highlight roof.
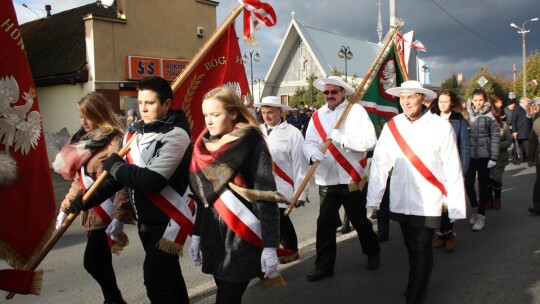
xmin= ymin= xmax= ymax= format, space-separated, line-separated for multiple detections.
xmin=20 ymin=3 xmax=116 ymax=86
xmin=265 ymin=17 xmax=382 ymax=86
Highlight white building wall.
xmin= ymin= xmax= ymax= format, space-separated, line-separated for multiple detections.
xmin=37 ymin=83 xmax=92 ymax=165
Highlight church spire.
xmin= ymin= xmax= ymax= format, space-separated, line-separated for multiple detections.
xmin=377 ymin=0 xmax=383 ymax=45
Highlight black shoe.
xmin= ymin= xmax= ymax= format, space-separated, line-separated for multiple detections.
xmin=340 ymin=224 xmax=351 ymax=234
xmin=366 ymin=255 xmax=380 ymax=270
xmin=529 ymin=208 xmax=540 ymax=215
xmin=306 ymin=269 xmax=334 ymax=281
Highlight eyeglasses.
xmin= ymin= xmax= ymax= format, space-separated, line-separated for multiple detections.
xmin=322 ymin=89 xmax=342 ymax=95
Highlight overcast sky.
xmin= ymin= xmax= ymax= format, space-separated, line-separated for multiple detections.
xmin=13 ymin=0 xmax=540 ymax=86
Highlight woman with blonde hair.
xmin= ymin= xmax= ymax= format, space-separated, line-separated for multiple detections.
xmin=188 ymin=86 xmax=282 ymax=303
xmin=53 ymin=92 xmax=133 ymax=304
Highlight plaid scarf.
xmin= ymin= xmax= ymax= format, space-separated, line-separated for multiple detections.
xmin=190 ymin=123 xmax=258 ymax=206
xmin=52 ymin=128 xmax=118 ymax=179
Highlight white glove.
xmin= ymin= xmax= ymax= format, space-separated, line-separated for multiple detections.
xmin=105 ymin=218 xmax=124 ymax=241
xmin=55 ymin=211 xmax=67 ymax=230
xmin=330 ymin=129 xmax=344 ymax=144
xmin=366 ymin=206 xmax=378 ymax=219
xmin=189 ymin=235 xmax=202 ymax=266
xmin=487 ymin=160 xmax=497 ymax=168
xmin=261 ymin=247 xmax=278 ymax=278
xmin=311 ymin=151 xmax=326 ymax=163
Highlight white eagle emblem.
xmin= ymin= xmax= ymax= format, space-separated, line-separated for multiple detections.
xmin=0 ymin=75 xmax=42 ymax=155
xmin=379 ymin=58 xmax=397 ymax=91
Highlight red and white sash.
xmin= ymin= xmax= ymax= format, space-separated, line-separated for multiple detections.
xmin=78 ymin=166 xmax=116 ymax=248
xmin=273 ymin=162 xmax=294 ymax=187
xmin=213 ymin=187 xmax=294 ymax=257
xmin=312 ymin=112 xmax=368 ymax=184
xmin=387 ymin=119 xmax=447 ymax=196
xmin=125 ymin=133 xmax=195 ymax=252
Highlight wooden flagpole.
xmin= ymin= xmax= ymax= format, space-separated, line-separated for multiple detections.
xmin=6 ymin=134 xmax=137 ymax=300
xmin=170 ymin=5 xmax=244 ymax=93
xmin=284 ymin=27 xmax=399 ymax=216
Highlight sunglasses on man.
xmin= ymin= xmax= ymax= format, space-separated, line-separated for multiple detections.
xmin=322 ymin=89 xmax=343 ymax=95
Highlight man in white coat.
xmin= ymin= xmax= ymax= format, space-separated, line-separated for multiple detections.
xmin=254 ymin=96 xmax=309 ymax=263
xmin=367 ymin=81 xmax=466 ymax=304
xmin=303 ymin=76 xmax=380 ymax=282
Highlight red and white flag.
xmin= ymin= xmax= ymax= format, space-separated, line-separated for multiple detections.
xmin=530 ymin=79 xmax=538 ymax=87
xmin=239 ymin=0 xmax=277 ymax=45
xmin=411 ymin=40 xmax=427 ymax=52
xmin=0 ymin=0 xmax=56 ymax=295
xmin=172 ymin=24 xmax=251 ymax=139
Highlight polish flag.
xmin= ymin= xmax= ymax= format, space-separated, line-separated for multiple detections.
xmin=530 ymin=79 xmax=538 ymax=87
xmin=411 ymin=40 xmax=427 ymax=52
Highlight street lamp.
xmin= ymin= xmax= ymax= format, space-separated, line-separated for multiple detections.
xmin=22 ymin=3 xmax=40 ymax=19
xmin=510 ymin=17 xmax=539 ymax=97
xmin=338 ymin=46 xmax=353 ymax=82
xmin=243 ymin=50 xmax=261 ymax=97
xmin=254 ymin=78 xmax=265 ymax=102
xmin=421 ymin=63 xmax=430 ymax=85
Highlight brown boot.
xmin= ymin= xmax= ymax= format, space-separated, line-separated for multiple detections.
xmin=486 ymin=200 xmax=494 ymax=209
xmin=445 ymin=231 xmax=456 ymax=252
xmin=493 ymin=198 xmax=501 ymax=210
xmin=433 ymin=232 xmax=446 ymax=249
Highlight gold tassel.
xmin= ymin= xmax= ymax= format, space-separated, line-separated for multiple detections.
xmin=261 ymin=274 xmax=286 ymax=289
xmin=157 ymin=238 xmax=184 ymax=256
xmin=110 ymin=232 xmax=129 ymax=256
xmin=29 ymin=269 xmax=44 ymax=295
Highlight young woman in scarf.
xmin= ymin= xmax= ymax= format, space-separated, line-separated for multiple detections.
xmin=189 ymin=86 xmax=282 ymax=304
xmin=52 ymin=92 xmax=133 ymax=304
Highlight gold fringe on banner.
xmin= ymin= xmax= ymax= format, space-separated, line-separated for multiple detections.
xmin=157 ymin=238 xmax=184 ymax=256
xmin=0 ymin=220 xmax=55 ymax=269
xmin=28 ymin=269 xmax=44 ymax=295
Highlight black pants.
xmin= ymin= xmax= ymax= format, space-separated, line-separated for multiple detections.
xmin=315 ymin=184 xmax=380 ymax=272
xmin=534 ymin=165 xmax=540 ymax=211
xmin=138 ymin=223 xmax=189 ymax=304
xmin=377 ymin=178 xmax=391 ymax=238
xmin=399 ymin=223 xmax=435 ymax=304
xmin=465 ymin=158 xmax=490 ymax=215
xmin=438 ymin=209 xmax=454 ymax=233
xmin=279 ymin=208 xmax=298 ymax=252
xmin=84 ymin=229 xmax=124 ymax=303
xmin=214 ymin=278 xmax=250 ymax=304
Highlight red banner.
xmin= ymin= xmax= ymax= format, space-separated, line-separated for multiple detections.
xmin=172 ymin=24 xmax=251 ymax=139
xmin=0 ymin=0 xmax=56 ymax=274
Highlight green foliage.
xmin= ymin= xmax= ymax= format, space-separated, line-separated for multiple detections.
xmin=289 ymin=73 xmax=325 ymax=109
xmin=463 ymin=66 xmax=509 ymax=102
xmin=517 ymin=50 xmax=540 ymax=98
xmin=439 ymin=74 xmax=463 ymax=96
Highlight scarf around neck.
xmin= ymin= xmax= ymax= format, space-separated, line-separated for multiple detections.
xmin=189 ymin=123 xmax=259 ymax=206
xmin=52 ymin=127 xmax=118 ymax=179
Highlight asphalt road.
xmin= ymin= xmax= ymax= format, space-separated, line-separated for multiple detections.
xmin=2 ymin=163 xmax=539 ymax=304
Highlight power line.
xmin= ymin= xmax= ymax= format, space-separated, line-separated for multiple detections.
xmin=430 ymin=0 xmax=514 ymax=48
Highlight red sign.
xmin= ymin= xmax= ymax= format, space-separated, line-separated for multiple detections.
xmin=126 ymin=56 xmax=161 ymax=80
